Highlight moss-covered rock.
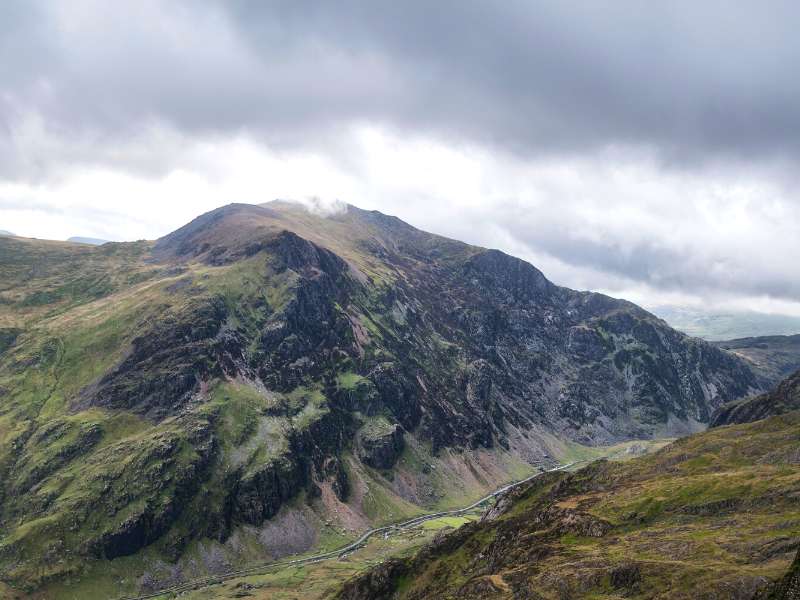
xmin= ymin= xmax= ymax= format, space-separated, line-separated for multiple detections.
xmin=0 ymin=201 xmax=786 ymax=596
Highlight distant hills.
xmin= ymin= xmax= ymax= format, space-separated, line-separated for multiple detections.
xmin=652 ymin=305 xmax=800 ymax=341
xmin=67 ymin=236 xmax=110 ymax=245
xmin=713 ymin=335 xmax=800 ymax=382
xmin=0 ymin=232 xmax=110 ymax=244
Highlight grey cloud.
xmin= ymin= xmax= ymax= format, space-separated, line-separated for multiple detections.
xmin=3 ymin=0 xmax=800 ymax=179
xmin=483 ymin=199 xmax=800 ymax=303
xmin=2 ymin=1 xmax=800 ymax=309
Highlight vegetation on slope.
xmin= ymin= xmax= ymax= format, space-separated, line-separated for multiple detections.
xmin=337 ymin=411 xmax=800 ymax=600
xmin=0 ymin=202 xmax=775 ymax=597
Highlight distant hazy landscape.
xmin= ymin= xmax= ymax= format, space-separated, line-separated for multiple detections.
xmin=651 ymin=306 xmax=800 ymax=341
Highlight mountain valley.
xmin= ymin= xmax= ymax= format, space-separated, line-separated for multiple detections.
xmin=338 ymin=369 xmax=800 ymax=600
xmin=0 ymin=201 xmax=793 ymax=599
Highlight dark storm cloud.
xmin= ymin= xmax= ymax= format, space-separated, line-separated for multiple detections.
xmin=2 ymin=0 xmax=800 ymax=175
xmin=503 ymin=219 xmax=800 ymax=301
xmin=222 ymin=0 xmax=800 ymax=162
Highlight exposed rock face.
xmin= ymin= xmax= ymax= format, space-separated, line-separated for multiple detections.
xmin=0 ymin=201 xmax=772 ymax=592
xmin=231 ymin=455 xmax=306 ymax=526
xmin=358 ymin=424 xmax=405 ymax=470
xmin=337 ymin=559 xmax=410 ymax=600
xmin=0 ymin=328 xmax=20 ymax=356
xmin=756 ymin=550 xmax=800 ymax=599
xmin=712 ymin=369 xmax=800 ymax=427
xmin=142 ymin=202 xmax=763 ymax=447
xmin=77 ymin=296 xmax=238 ymax=418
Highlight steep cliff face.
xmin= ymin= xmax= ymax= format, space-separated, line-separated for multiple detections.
xmin=712 ymin=369 xmax=800 ymax=427
xmin=0 ymin=201 xmax=767 ymax=594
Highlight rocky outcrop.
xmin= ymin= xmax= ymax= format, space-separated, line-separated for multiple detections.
xmin=712 ymin=369 xmax=800 ymax=427
xmin=76 ymin=296 xmax=239 ymax=418
xmin=337 ymin=559 xmax=409 ymax=600
xmin=231 ymin=456 xmax=306 ymax=526
xmin=0 ymin=327 xmax=21 ymax=356
xmin=755 ymin=549 xmax=800 ymax=599
xmin=357 ymin=423 xmax=405 ymax=470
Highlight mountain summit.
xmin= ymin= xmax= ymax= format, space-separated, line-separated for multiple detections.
xmin=0 ymin=201 xmax=767 ymax=596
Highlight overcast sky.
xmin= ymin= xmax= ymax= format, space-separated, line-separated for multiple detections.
xmin=2 ymin=0 xmax=800 ymax=317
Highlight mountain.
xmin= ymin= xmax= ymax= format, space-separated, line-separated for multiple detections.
xmin=67 ymin=236 xmax=110 ymax=245
xmin=711 ymin=368 xmax=800 ymax=427
xmin=0 ymin=201 xmax=767 ymax=596
xmin=337 ymin=408 xmax=800 ymax=600
xmin=713 ymin=335 xmax=800 ymax=382
xmin=0 ymin=231 xmax=15 ymax=237
xmin=651 ymin=305 xmax=800 ymax=341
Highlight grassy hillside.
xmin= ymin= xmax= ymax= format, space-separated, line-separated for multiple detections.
xmin=0 ymin=202 xmax=771 ymax=598
xmin=338 ymin=411 xmax=800 ymax=600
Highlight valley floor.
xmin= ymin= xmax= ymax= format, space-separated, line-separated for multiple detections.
xmin=68 ymin=439 xmax=666 ymax=600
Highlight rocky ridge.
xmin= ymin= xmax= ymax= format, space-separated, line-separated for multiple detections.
xmin=712 ymin=368 xmax=800 ymax=427
xmin=0 ymin=201 xmax=772 ymax=596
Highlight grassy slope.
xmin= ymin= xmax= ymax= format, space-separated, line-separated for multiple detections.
xmin=0 ymin=238 xmax=365 ymax=594
xmin=0 ymin=231 xmax=573 ymax=599
xmin=0 ymin=206 xmax=760 ymax=599
xmin=52 ymin=441 xmax=660 ymax=600
xmin=150 ymin=512 xmax=486 ymax=600
xmin=337 ymin=411 xmax=800 ymax=600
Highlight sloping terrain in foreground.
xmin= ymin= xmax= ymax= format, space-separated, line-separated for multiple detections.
xmin=337 ymin=409 xmax=800 ymax=600
xmin=0 ymin=201 xmax=768 ymax=597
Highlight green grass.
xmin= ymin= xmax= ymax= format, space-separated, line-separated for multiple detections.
xmin=337 ymin=371 xmax=365 ymax=390
xmin=420 ymin=516 xmax=472 ymax=530
xmin=376 ymin=412 xmax=800 ymax=600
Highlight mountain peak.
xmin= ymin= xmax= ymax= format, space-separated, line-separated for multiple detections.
xmin=153 ymin=202 xmax=284 ymax=263
xmin=0 ymin=201 xmax=784 ymax=597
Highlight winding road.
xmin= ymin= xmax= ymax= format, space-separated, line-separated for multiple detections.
xmin=118 ymin=461 xmax=578 ymax=600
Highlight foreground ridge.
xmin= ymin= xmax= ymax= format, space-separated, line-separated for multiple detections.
xmin=336 ymin=401 xmax=800 ymax=600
